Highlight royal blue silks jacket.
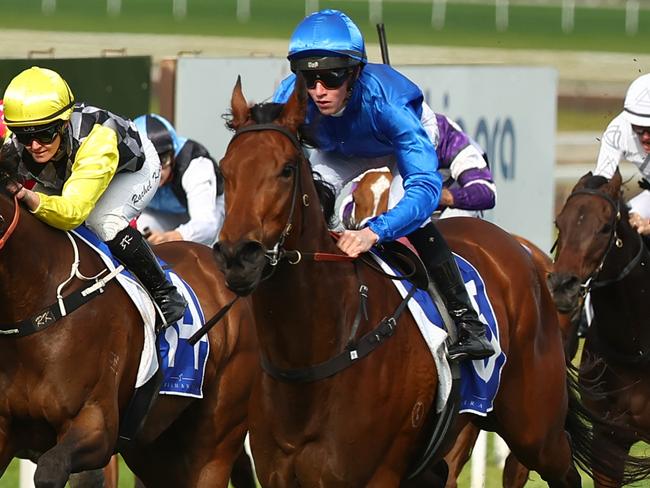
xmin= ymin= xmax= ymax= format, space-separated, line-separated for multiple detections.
xmin=273 ymin=63 xmax=441 ymax=242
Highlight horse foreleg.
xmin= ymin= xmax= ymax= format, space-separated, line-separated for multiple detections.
xmin=34 ymin=404 xmax=116 ymax=488
xmin=104 ymin=455 xmax=119 ymax=488
xmin=230 ymin=449 xmax=257 ymax=488
xmin=443 ymin=423 xmax=479 ymax=488
xmin=68 ymin=469 xmax=105 ymax=488
xmin=0 ymin=418 xmax=13 ymax=477
xmin=68 ymin=454 xmax=118 ymax=488
xmin=502 ymin=452 xmax=530 ymax=488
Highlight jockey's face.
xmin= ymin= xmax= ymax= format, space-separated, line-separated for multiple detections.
xmin=158 ymin=152 xmax=174 ymax=187
xmin=632 ymin=124 xmax=650 ymax=153
xmin=23 ymin=132 xmax=62 ymax=164
xmin=307 ymin=77 xmax=351 ymax=116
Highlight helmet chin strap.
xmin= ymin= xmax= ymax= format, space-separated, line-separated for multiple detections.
xmin=52 ymin=121 xmax=72 ymax=162
xmin=340 ymin=65 xmax=363 ymax=112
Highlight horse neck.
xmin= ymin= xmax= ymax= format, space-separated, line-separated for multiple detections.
xmin=252 ymin=184 xmax=359 ymax=370
xmin=592 ymin=211 xmax=650 ymax=351
xmin=0 ymin=195 xmax=69 ymax=322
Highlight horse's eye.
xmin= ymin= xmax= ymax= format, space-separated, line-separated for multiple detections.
xmin=280 ymin=164 xmax=295 ymax=179
xmin=600 ymin=223 xmax=612 ymax=234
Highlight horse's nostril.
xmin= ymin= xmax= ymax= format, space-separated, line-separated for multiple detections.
xmin=239 ymin=241 xmax=266 ymax=265
xmin=548 ymin=272 xmax=580 ymax=293
xmin=213 ymin=242 xmax=223 ymax=256
xmin=564 ymin=275 xmax=580 ymax=289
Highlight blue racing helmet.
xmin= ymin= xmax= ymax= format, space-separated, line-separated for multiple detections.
xmin=288 ymin=9 xmax=367 ymax=72
xmin=133 ymin=113 xmax=179 ymax=156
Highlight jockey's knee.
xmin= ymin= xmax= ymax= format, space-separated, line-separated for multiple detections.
xmin=86 ymin=214 xmax=130 ymax=242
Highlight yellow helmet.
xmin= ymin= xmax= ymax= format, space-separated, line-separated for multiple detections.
xmin=3 ymin=66 xmax=75 ymax=128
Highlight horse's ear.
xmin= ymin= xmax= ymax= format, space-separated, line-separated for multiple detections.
xmin=277 ymin=74 xmax=307 ymax=133
xmin=605 ymin=167 xmax=622 ymax=196
xmin=572 ymin=171 xmax=593 ymax=191
xmin=230 ymin=76 xmax=250 ymax=130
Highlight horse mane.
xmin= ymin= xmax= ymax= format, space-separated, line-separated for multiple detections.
xmin=224 ymin=102 xmax=335 ymax=225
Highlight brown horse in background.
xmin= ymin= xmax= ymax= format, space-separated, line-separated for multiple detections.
xmin=212 ymin=76 xmax=650 ymax=487
xmin=0 ymin=170 xmax=258 ymax=487
xmin=549 ymin=170 xmax=650 ymax=487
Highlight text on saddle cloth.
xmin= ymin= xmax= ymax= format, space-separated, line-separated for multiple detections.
xmin=71 ymin=225 xmax=210 ymax=398
xmin=370 ymin=249 xmax=506 ymax=416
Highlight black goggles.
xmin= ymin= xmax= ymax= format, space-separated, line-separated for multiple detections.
xmin=11 ymin=121 xmax=63 ymax=146
xmin=632 ymin=124 xmax=650 ymax=136
xmin=301 ymin=68 xmax=353 ymax=90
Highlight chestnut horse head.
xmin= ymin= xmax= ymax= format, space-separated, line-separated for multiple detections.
xmin=0 ymin=158 xmax=256 ymax=488
xmin=548 ymin=170 xmax=625 ymax=313
xmin=214 ymin=76 xmax=339 ymax=296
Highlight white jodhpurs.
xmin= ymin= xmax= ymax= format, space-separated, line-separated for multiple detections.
xmin=85 ymin=135 xmax=161 ymax=241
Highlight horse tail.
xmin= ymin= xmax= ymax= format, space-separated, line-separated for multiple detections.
xmin=564 ymin=362 xmax=650 ymax=485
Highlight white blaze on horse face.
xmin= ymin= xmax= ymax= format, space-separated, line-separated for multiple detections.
xmin=370 ymin=175 xmax=391 ymax=217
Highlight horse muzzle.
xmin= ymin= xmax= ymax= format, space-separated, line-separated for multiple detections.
xmin=546 ymin=272 xmax=582 ymax=313
xmin=213 ymin=240 xmax=268 ymax=296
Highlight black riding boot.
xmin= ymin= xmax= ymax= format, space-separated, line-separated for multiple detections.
xmin=107 ymin=226 xmax=187 ymax=328
xmin=408 ymin=223 xmax=494 ymax=361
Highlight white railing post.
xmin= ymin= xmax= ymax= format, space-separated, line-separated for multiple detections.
xmin=19 ymin=460 xmax=37 ymax=488
xmin=471 ymin=430 xmax=487 ymax=488
xmin=626 ymin=0 xmax=639 ymax=36
xmin=495 ymin=0 xmax=509 ymax=32
xmin=562 ymin=0 xmax=575 ymax=33
xmin=107 ymin=0 xmax=121 ymax=17
xmin=305 ymin=0 xmax=318 ymax=16
xmin=41 ymin=0 xmax=56 ymax=15
xmin=494 ymin=435 xmax=510 ymax=469
xmin=369 ymin=0 xmax=382 ymax=25
xmin=237 ymin=0 xmax=250 ymax=22
xmin=431 ymin=0 xmax=447 ymax=30
xmin=173 ymin=0 xmax=187 ymax=20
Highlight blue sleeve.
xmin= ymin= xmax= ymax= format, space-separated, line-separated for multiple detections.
xmin=273 ymin=75 xmax=297 ymax=103
xmin=367 ymin=102 xmax=442 ymax=242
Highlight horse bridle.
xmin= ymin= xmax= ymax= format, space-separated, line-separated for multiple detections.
xmin=229 ymin=123 xmax=308 ymax=268
xmin=0 ymin=172 xmax=23 ymax=251
xmin=561 ymin=188 xmax=645 ymax=296
xmin=0 ymin=194 xmax=20 ymax=250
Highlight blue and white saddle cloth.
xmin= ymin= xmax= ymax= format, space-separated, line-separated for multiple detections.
xmin=371 ymin=250 xmax=506 ymax=416
xmin=71 ymin=226 xmax=210 ymax=399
